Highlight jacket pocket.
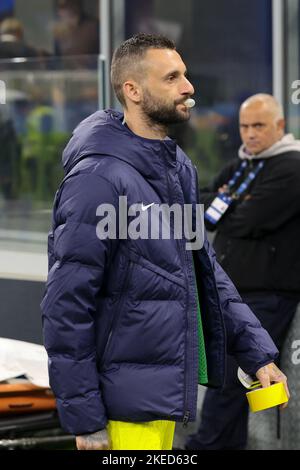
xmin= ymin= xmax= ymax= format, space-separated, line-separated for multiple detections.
xmin=130 ymin=253 xmax=186 ymax=289
xmin=101 ymin=259 xmax=134 ymax=367
xmin=47 ymin=231 xmax=56 ymax=272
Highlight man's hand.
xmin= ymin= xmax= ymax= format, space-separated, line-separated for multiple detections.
xmin=76 ymin=429 xmax=110 ymax=450
xmin=255 ymin=362 xmax=290 ymax=409
xmin=218 ymin=184 xmax=229 ymax=194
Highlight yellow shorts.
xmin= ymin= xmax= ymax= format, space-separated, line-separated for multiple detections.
xmin=107 ymin=420 xmax=176 ymax=450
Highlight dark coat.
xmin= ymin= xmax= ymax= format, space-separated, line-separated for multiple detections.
xmin=41 ymin=110 xmax=278 ymax=435
xmin=200 ymin=152 xmax=300 ymax=296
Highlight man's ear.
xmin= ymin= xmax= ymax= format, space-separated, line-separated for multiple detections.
xmin=123 ymin=80 xmax=142 ymax=105
xmin=277 ymin=118 xmax=285 ymax=132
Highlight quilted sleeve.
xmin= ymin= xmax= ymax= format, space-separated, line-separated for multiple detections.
xmin=41 ymin=172 xmax=119 ymax=435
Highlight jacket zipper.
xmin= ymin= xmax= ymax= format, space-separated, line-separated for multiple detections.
xmin=194 ymin=164 xmax=227 ymax=387
xmin=161 ymin=146 xmax=194 ymax=426
xmin=181 ymin=165 xmax=204 ymax=425
xmin=101 ymin=260 xmax=133 ymax=367
xmin=183 ymin=411 xmax=190 ymax=428
xmin=177 ymin=170 xmax=198 ymax=428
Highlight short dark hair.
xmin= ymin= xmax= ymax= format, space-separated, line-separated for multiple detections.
xmin=57 ymin=0 xmax=83 ymax=15
xmin=111 ymin=33 xmax=176 ymax=108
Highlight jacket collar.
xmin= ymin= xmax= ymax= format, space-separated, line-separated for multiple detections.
xmin=62 ymin=109 xmax=178 ymax=181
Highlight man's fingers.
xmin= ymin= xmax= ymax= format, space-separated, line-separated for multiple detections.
xmin=255 ymin=364 xmax=290 ymax=410
xmin=76 ymin=429 xmax=110 ymax=451
xmin=270 ymin=367 xmax=290 ymax=402
xmin=76 ymin=439 xmax=109 ymax=450
xmin=259 ymin=376 xmax=270 ymax=388
xmin=280 ymin=401 xmax=288 ymax=410
xmin=276 ymin=373 xmax=290 ymax=402
xmin=279 ymin=377 xmax=290 ymax=410
xmin=76 ymin=436 xmax=109 ymax=450
xmin=97 ymin=440 xmax=110 ymax=450
xmin=256 ymin=368 xmax=270 ymax=388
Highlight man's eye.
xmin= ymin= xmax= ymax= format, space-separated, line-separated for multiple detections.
xmin=167 ymin=75 xmax=176 ymax=81
xmin=254 ymin=124 xmax=264 ymax=129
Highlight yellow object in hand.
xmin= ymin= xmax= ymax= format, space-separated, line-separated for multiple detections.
xmin=246 ymin=382 xmax=288 ymax=413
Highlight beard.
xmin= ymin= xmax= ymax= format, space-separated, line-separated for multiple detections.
xmin=141 ymin=87 xmax=190 ymax=126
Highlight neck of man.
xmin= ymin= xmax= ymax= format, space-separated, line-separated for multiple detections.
xmin=123 ymin=108 xmax=167 ymax=140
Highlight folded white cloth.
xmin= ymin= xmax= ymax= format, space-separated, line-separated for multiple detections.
xmin=0 ymin=337 xmax=49 ymax=388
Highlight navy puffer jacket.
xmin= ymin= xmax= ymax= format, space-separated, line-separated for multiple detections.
xmin=41 ymin=110 xmax=278 ymax=435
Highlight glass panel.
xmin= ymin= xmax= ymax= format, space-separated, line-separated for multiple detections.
xmin=0 ymin=0 xmax=100 ymax=59
xmin=122 ymin=0 xmax=273 ymax=185
xmin=0 ymin=0 xmax=103 ymax=346
xmin=0 ymin=55 xmax=99 ymax=260
xmin=0 ymin=0 xmax=101 ymax=282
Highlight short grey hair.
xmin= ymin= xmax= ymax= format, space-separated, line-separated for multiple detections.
xmin=240 ymin=93 xmax=284 ymax=121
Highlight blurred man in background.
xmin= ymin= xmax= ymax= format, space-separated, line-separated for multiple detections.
xmin=187 ymin=94 xmax=300 ymax=450
xmin=54 ymin=0 xmax=99 ymax=56
xmin=0 ymin=18 xmax=39 ymax=59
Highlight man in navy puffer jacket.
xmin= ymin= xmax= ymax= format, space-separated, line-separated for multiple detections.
xmin=41 ymin=33 xmax=288 ymax=450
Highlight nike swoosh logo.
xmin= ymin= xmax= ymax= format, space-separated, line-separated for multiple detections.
xmin=141 ymin=202 xmax=155 ymax=211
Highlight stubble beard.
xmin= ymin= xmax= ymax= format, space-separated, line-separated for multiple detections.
xmin=141 ymin=88 xmax=190 ymax=130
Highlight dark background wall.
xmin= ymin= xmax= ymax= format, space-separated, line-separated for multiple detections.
xmin=0 ymin=279 xmax=44 ymax=344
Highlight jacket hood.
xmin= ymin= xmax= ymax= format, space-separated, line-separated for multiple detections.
xmin=62 ymin=109 xmax=177 ymax=179
xmin=238 ymin=133 xmax=300 ymax=160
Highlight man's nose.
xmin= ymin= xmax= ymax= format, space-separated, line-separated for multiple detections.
xmin=247 ymin=126 xmax=257 ymax=138
xmin=181 ymin=76 xmax=194 ymax=96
